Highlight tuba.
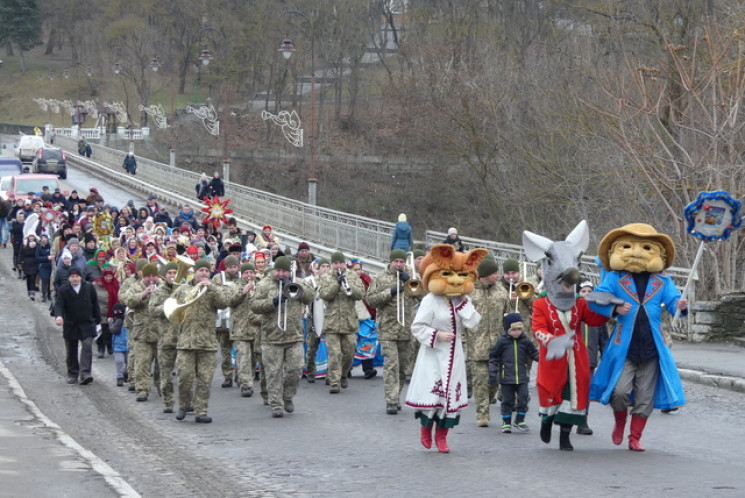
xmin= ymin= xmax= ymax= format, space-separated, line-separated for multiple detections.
xmin=174 ymin=254 xmax=195 ymax=284
xmin=164 ymin=281 xmax=208 ymax=324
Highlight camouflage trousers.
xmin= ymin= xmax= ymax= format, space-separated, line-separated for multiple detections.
xmin=234 ymin=339 xmax=255 ymax=391
xmin=381 ymin=339 xmax=411 ymax=405
xmin=127 ymin=335 xmax=136 ymax=385
xmin=134 ymin=341 xmax=159 ymax=397
xmin=405 ymin=335 xmax=420 ymax=379
xmin=216 ymin=327 xmax=233 ymax=382
xmin=468 ymin=360 xmax=498 ymax=422
xmin=261 ymin=342 xmax=304 ymax=411
xmin=325 ymin=333 xmax=356 ymax=388
xmin=305 ymin=331 xmax=321 ymax=378
xmin=176 ymin=349 xmax=216 ymax=416
xmin=158 ymin=346 xmax=178 ymax=409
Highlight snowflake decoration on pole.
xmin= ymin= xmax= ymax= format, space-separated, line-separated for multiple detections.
xmin=683 ymin=190 xmax=742 ymax=242
xmin=200 ymin=196 xmax=234 ymax=229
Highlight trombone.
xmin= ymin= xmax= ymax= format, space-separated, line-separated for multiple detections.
xmin=403 ymin=251 xmax=424 ymax=298
xmin=396 ymin=270 xmax=405 ymax=326
xmin=277 ymin=260 xmax=304 ymax=331
xmin=513 ymin=262 xmax=535 ymax=313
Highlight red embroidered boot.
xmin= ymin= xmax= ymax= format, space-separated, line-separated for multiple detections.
xmin=628 ymin=415 xmax=648 ymax=452
xmin=434 ymin=426 xmax=450 ymax=453
xmin=420 ymin=422 xmax=433 ymax=449
xmin=612 ymin=410 xmax=628 ymax=445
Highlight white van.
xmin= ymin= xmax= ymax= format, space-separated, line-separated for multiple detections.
xmin=16 ymin=135 xmax=45 ymax=163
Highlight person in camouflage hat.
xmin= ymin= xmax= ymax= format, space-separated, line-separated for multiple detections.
xmin=318 ymin=251 xmax=364 ymax=393
xmin=172 ymin=259 xmax=247 ymax=423
xmin=230 ymin=263 xmax=260 ymax=397
xmin=465 ymin=255 xmax=510 ymax=427
xmin=148 ymin=261 xmax=181 ymax=412
xmin=212 ymin=254 xmax=242 ymax=388
xmin=118 ymin=258 xmax=149 ymax=392
xmin=250 ymin=256 xmax=314 ymax=417
xmin=366 ymin=249 xmax=416 ymax=415
xmin=119 ymin=263 xmax=162 ymax=401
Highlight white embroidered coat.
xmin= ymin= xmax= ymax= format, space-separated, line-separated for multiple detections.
xmin=405 ymin=293 xmax=481 ymax=414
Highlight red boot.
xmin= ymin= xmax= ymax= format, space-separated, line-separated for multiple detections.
xmin=434 ymin=426 xmax=450 ymax=453
xmin=628 ymin=415 xmax=648 ymax=451
xmin=612 ymin=410 xmax=628 ymax=445
xmin=420 ymin=422 xmax=433 ymax=449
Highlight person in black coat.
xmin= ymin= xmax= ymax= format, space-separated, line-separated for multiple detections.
xmin=54 ymin=266 xmax=101 ymax=385
xmin=489 ymin=313 xmax=539 ymax=433
xmin=207 ymin=171 xmax=225 ymax=198
xmin=20 ymin=233 xmax=39 ymax=300
xmin=36 ymin=234 xmax=53 ymax=302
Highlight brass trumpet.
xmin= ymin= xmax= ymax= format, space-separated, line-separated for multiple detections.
xmin=403 ymin=251 xmax=424 ymax=298
xmin=513 ymin=262 xmax=535 ymax=312
xmin=338 ymin=270 xmax=353 ymax=296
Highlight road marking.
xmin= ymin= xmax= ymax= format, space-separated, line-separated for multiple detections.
xmin=0 ymin=360 xmax=141 ymax=498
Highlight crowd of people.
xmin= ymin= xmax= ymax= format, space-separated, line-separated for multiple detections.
xmin=2 ymin=186 xmax=686 ymax=455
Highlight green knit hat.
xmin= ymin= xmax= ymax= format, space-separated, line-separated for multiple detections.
xmin=502 ymin=258 xmax=520 ymax=273
xmin=224 ymin=255 xmax=240 ymax=268
xmin=330 ymin=251 xmax=345 ymax=263
xmin=478 ymin=257 xmax=500 ymax=278
xmin=318 ymin=258 xmax=330 ymax=266
xmin=412 ymin=249 xmax=425 ymax=259
xmin=194 ymin=259 xmax=211 ymax=271
xmin=390 ymin=249 xmax=407 ymax=262
xmin=161 ymin=262 xmax=178 ymax=276
xmin=141 ymin=263 xmax=159 ymax=277
xmin=135 ymin=258 xmax=149 ymax=272
xmin=240 ymin=262 xmax=255 ymax=273
xmin=274 ymin=256 xmax=291 ymax=271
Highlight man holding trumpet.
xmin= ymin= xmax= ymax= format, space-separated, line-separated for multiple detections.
xmin=366 ymin=249 xmax=416 ymax=415
xmin=250 ymin=256 xmax=313 ymax=417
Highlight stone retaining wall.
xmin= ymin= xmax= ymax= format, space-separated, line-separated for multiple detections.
xmin=690 ymin=292 xmax=745 ymax=342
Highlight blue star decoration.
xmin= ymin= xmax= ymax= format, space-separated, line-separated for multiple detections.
xmin=684 ymin=190 xmax=742 ymax=242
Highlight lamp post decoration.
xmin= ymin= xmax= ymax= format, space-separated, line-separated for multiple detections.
xmin=277 ymin=10 xmax=319 ymax=205
xmin=186 ymin=103 xmax=219 ymax=136
xmin=261 ymin=109 xmax=303 ymax=147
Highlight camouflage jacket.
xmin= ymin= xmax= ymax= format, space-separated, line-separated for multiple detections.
xmin=465 ymin=281 xmax=511 ymax=361
xmin=318 ymin=269 xmax=364 ymax=334
xmin=230 ymin=278 xmax=261 ymax=341
xmin=118 ymin=274 xmax=140 ymax=329
xmin=250 ymin=276 xmax=313 ymax=344
xmin=148 ymin=281 xmax=180 ymax=349
xmin=173 ymin=281 xmax=242 ymax=351
xmin=366 ymin=267 xmax=415 ymax=341
xmin=211 ymin=270 xmax=241 ymax=329
xmin=119 ymin=277 xmax=160 ymax=343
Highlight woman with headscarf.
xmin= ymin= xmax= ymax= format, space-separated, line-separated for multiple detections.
xmin=20 ymin=233 xmax=40 ymax=300
xmin=93 ymin=268 xmax=120 ymax=357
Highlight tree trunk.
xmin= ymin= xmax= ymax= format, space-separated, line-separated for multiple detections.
xmin=44 ymin=27 xmax=56 ymax=55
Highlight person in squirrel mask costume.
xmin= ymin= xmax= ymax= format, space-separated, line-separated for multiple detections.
xmin=404 ymin=244 xmax=488 ymax=454
xmin=586 ymin=223 xmax=687 ymax=452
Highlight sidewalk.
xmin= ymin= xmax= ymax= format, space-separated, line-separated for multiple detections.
xmin=673 ymin=341 xmax=745 ymax=393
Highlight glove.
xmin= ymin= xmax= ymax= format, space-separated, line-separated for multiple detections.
xmin=273 ymin=296 xmax=283 ymax=307
xmin=398 ymin=271 xmax=410 ymax=283
xmin=546 ymin=332 xmax=575 ymax=360
xmin=390 ymin=285 xmax=399 ymax=297
xmin=337 ymin=273 xmax=346 ymax=283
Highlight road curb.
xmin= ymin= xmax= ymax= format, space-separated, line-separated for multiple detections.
xmin=678 ymin=368 xmax=745 ymax=394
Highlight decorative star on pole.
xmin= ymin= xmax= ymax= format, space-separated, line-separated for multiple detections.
xmin=200 ymin=196 xmax=234 ymax=229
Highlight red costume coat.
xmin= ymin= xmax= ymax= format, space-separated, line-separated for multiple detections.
xmin=532 ymin=297 xmax=607 ymax=411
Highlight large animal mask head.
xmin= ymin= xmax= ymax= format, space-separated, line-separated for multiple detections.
xmin=597 ymin=223 xmax=674 ymax=274
xmin=523 ymin=220 xmax=589 ymax=311
xmin=420 ymin=244 xmax=489 ymax=297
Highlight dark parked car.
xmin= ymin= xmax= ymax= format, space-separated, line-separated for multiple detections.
xmin=32 ymin=147 xmax=67 ymax=179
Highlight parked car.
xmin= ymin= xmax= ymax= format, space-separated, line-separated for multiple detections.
xmin=8 ymin=174 xmax=65 ymax=201
xmin=0 ymin=156 xmax=23 ymax=177
xmin=15 ymin=135 xmax=45 ymax=163
xmin=0 ymin=175 xmax=11 ymax=200
xmin=32 ymin=147 xmax=67 ymax=179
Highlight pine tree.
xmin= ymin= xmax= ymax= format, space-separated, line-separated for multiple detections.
xmin=0 ymin=0 xmax=43 ymax=72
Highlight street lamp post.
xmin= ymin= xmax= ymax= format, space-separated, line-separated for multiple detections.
xmin=278 ymin=10 xmax=318 ymax=206
xmin=150 ymin=46 xmax=177 ymax=168
xmin=195 ymin=24 xmax=230 ymax=183
xmin=114 ymin=61 xmax=135 ymax=153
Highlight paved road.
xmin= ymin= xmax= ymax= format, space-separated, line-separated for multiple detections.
xmin=1 ymin=163 xmax=745 ymax=497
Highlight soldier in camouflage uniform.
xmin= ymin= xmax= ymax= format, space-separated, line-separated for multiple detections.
xmin=148 ymin=261 xmax=180 ymax=413
xmin=230 ymin=262 xmax=259 ymax=397
xmin=405 ymin=249 xmax=426 ymax=380
xmin=465 ymin=256 xmax=510 ymax=427
xmin=119 ymin=263 xmax=162 ymax=402
xmin=252 ymin=252 xmax=269 ymax=402
xmin=172 ymin=259 xmax=246 ymax=423
xmin=251 ymin=256 xmax=314 ymax=417
xmin=117 ymin=258 xmax=148 ymax=392
xmin=318 ymin=251 xmax=364 ymax=394
xmin=366 ymin=249 xmax=415 ymax=415
xmin=303 ymin=258 xmax=330 ymax=382
xmin=212 ymin=255 xmax=241 ymax=388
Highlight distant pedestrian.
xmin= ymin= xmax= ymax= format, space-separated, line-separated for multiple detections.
xmin=196 ymin=173 xmax=210 ymax=200
xmin=391 ymin=213 xmax=412 ymax=252
xmin=122 ymin=152 xmax=137 ymax=175
xmin=85 ymin=142 xmax=92 ymax=158
xmin=207 ymin=171 xmax=225 ymax=198
xmin=54 ymin=266 xmax=101 ymax=385
xmin=443 ymin=227 xmax=465 ymax=252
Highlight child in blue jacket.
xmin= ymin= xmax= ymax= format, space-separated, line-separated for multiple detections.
xmin=108 ymin=303 xmax=129 ymax=386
